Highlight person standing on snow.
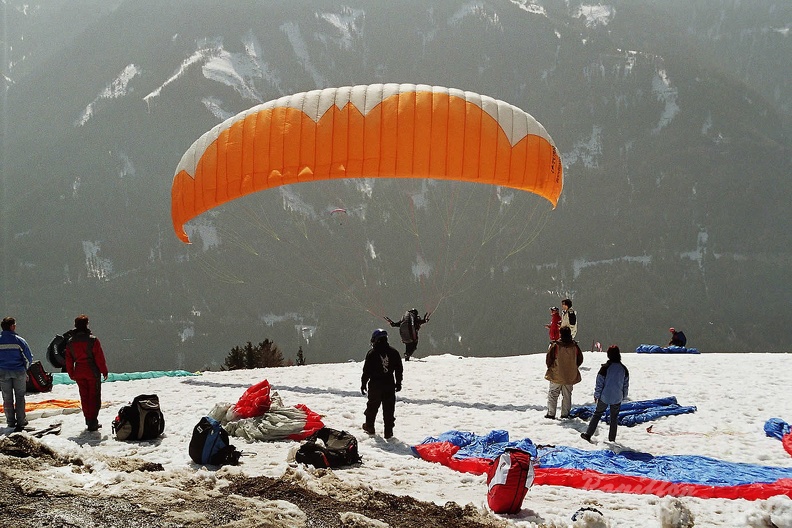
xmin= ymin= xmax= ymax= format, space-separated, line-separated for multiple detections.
xmin=581 ymin=345 xmax=630 ymax=443
xmin=561 ymin=298 xmax=577 ymax=339
xmin=544 ymin=325 xmax=584 ymax=419
xmin=64 ymin=315 xmax=108 ymax=431
xmin=545 ymin=307 xmax=561 ymax=342
xmin=361 ymin=329 xmax=403 ymax=439
xmin=0 ymin=317 xmax=34 ymax=432
xmin=385 ymin=308 xmax=430 ymax=361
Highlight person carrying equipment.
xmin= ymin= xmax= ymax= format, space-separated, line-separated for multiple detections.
xmin=385 ymin=308 xmax=430 ymax=361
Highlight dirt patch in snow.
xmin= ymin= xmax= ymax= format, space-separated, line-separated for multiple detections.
xmin=0 ymin=434 xmax=509 ymax=528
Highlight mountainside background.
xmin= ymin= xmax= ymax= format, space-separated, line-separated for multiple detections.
xmin=2 ymin=0 xmax=791 ymax=372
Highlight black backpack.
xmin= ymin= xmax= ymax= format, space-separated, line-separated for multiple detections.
xmin=189 ymin=416 xmax=241 ymax=466
xmin=112 ymin=394 xmax=165 ymax=441
xmin=46 ymin=331 xmax=73 ymax=369
xmin=399 ymin=311 xmax=417 ymax=344
xmin=295 ymin=427 xmax=360 ymax=468
xmin=26 ymin=361 xmax=53 ymax=393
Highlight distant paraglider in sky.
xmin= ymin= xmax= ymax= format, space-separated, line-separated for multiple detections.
xmin=171 ymin=83 xmax=563 ymax=244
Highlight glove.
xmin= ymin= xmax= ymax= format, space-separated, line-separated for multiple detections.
xmin=395 ymin=383 xmax=402 ymax=392
xmin=424 ymin=312 xmax=430 ymax=321
xmin=361 ymin=385 xmax=367 ymax=395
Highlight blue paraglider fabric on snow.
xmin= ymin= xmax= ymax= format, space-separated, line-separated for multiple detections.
xmin=765 ymin=418 xmax=792 ymax=440
xmin=568 ymin=396 xmax=696 ymax=426
xmin=413 ymin=429 xmax=538 ymax=459
xmin=536 ymin=445 xmax=792 ymax=487
xmin=635 ymin=344 xmax=699 ymax=354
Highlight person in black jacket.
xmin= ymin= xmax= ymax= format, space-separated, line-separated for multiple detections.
xmin=668 ymin=327 xmax=687 ymax=347
xmin=361 ymin=329 xmax=403 ymax=439
xmin=385 ymin=308 xmax=430 ymax=361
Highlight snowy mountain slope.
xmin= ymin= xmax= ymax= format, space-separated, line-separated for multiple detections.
xmin=2 ymin=0 xmax=791 ymax=371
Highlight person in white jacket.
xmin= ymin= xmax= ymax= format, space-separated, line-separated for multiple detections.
xmin=560 ymin=298 xmax=577 ymax=339
xmin=581 ymin=345 xmax=629 ymax=443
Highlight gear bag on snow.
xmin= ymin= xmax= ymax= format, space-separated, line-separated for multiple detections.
xmin=399 ymin=311 xmax=417 ymax=344
xmin=189 ymin=416 xmax=241 ymax=466
xmin=295 ymin=427 xmax=360 ymax=468
xmin=26 ymin=361 xmax=53 ymax=393
xmin=111 ymin=394 xmax=165 ymax=441
xmin=486 ymin=448 xmax=534 ymax=514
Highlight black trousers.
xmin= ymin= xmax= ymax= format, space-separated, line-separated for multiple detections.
xmin=404 ymin=341 xmax=418 ymax=358
xmin=584 ymin=400 xmax=621 ymax=441
xmin=364 ymin=383 xmax=396 ymax=433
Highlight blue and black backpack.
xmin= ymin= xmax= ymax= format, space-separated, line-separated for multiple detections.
xmin=189 ymin=416 xmax=241 ymax=466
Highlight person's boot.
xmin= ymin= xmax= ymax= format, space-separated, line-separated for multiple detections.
xmin=362 ymin=423 xmax=375 ymax=435
xmin=384 ymin=427 xmax=393 ymax=439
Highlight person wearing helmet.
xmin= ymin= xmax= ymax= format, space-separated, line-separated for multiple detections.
xmin=384 ymin=308 xmax=430 ymax=361
xmin=361 ymin=329 xmax=403 ymax=439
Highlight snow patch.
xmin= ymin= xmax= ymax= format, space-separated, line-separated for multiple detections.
xmin=184 ymin=217 xmax=221 ymax=252
xmin=82 ymin=241 xmax=113 ymax=281
xmin=316 ymin=8 xmax=364 ymax=50
xmin=563 ymin=126 xmax=602 ymax=169
xmin=75 ymin=64 xmax=141 ymax=127
xmin=575 ymin=4 xmax=613 ymax=27
xmin=281 ymin=21 xmax=327 ymax=88
xmin=508 ymin=0 xmax=546 ymax=16
xmin=573 ymin=254 xmax=651 ymax=279
xmin=652 ymin=69 xmax=679 ymax=134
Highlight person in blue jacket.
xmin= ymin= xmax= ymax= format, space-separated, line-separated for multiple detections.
xmin=581 ymin=345 xmax=629 ymax=443
xmin=0 ymin=316 xmax=34 ymax=432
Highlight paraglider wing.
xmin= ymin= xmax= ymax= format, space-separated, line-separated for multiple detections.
xmin=171 ymin=83 xmax=563 ymax=243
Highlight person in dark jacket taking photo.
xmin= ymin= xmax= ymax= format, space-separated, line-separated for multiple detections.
xmin=361 ymin=329 xmax=403 ymax=439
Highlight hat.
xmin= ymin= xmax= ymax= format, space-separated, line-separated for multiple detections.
xmin=669 ymin=327 xmax=675 ymax=333
xmin=550 ymin=307 xmax=559 ymax=312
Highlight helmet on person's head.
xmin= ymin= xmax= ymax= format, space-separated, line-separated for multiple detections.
xmin=409 ymin=308 xmax=418 ymax=315
xmin=371 ymin=329 xmax=388 ymax=343
xmin=669 ymin=327 xmax=675 ymax=333
xmin=550 ymin=306 xmax=559 ymax=312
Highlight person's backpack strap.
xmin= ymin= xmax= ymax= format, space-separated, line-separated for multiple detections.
xmin=85 ymin=336 xmax=100 ymax=378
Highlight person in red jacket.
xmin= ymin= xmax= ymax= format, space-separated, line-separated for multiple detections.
xmin=64 ymin=314 xmax=108 ymax=431
xmin=545 ymin=307 xmax=561 ymax=342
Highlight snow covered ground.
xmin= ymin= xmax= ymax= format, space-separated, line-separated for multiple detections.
xmin=4 ymin=351 xmax=792 ymax=527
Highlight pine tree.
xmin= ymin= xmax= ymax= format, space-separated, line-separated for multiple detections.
xmin=296 ymin=346 xmax=306 ymax=366
xmin=224 ymin=339 xmax=284 ymax=370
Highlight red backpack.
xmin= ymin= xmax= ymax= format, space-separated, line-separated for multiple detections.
xmin=486 ymin=448 xmax=534 ymax=514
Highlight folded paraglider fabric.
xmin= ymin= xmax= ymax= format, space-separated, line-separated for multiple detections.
xmin=635 ymin=344 xmax=699 ymax=354
xmin=412 ymin=429 xmax=792 ymax=500
xmin=233 ymin=379 xmax=272 ymax=418
xmin=206 ymin=380 xmax=324 ymax=442
xmin=412 ymin=429 xmax=537 ymax=475
xmin=764 ymin=418 xmax=792 ymax=457
xmin=569 ymin=396 xmax=696 ymax=426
